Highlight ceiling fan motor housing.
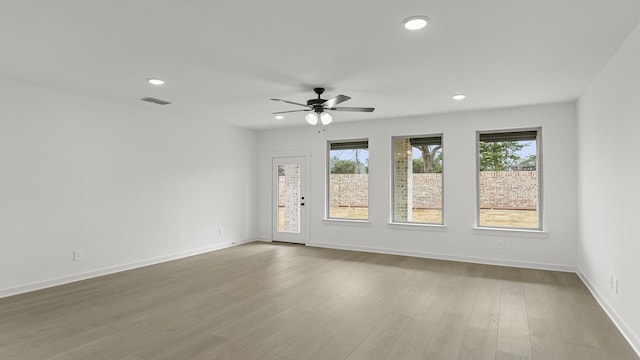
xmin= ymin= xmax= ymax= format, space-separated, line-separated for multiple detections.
xmin=308 ymin=88 xmax=327 ymax=112
xmin=307 ymin=99 xmax=327 ymax=112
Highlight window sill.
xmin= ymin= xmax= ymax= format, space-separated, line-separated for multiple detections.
xmin=323 ymin=218 xmax=372 ymax=226
xmin=388 ymin=222 xmax=447 ymax=232
xmin=473 ymin=226 xmax=548 ymax=239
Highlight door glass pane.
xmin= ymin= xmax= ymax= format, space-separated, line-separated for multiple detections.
xmin=278 ymin=163 xmax=300 ymax=233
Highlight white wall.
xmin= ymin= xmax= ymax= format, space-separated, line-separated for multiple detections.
xmin=258 ymin=102 xmax=578 ymax=270
xmin=577 ymin=21 xmax=640 ymax=351
xmin=0 ymin=78 xmax=258 ymax=296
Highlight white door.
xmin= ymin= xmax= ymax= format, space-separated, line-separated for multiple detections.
xmin=272 ymin=156 xmax=307 ymax=244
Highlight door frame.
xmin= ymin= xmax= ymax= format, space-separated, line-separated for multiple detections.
xmin=271 ymin=151 xmax=310 ymax=244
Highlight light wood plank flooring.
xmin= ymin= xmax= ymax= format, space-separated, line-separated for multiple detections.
xmin=1 ymin=242 xmax=637 ymax=360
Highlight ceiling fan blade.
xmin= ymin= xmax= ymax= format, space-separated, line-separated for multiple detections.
xmin=271 ymin=98 xmax=310 ymax=108
xmin=272 ymin=109 xmax=311 ymax=114
xmin=329 ymin=107 xmax=375 ymax=112
xmin=322 ymin=95 xmax=351 ymax=108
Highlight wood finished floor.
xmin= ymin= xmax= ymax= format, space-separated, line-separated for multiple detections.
xmin=1 ymin=242 xmax=637 ymax=360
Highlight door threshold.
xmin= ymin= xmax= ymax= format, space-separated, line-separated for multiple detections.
xmin=271 ymin=240 xmax=306 ymax=246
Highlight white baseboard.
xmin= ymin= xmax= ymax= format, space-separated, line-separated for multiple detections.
xmin=0 ymin=239 xmax=255 ymax=299
xmin=577 ymin=270 xmax=640 ymax=358
xmin=306 ymin=241 xmax=575 ymax=272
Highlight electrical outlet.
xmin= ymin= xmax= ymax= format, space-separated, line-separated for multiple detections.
xmin=609 ymin=275 xmax=614 ymax=289
xmin=73 ymin=250 xmax=85 ymax=261
xmin=498 ymin=240 xmax=505 ymax=249
xmin=219 ymin=227 xmax=224 ymax=236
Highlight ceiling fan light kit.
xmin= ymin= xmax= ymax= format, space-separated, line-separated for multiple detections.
xmin=320 ymin=112 xmax=332 ymax=125
xmin=272 ymin=87 xmax=373 ymax=126
xmin=305 ymin=112 xmax=318 ymax=125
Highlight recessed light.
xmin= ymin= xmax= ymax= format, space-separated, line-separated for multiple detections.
xmin=452 ymin=94 xmax=467 ymax=100
xmin=147 ymin=78 xmax=165 ymax=85
xmin=402 ymin=16 xmax=429 ymax=31
xmin=274 ymin=115 xmax=285 ymax=120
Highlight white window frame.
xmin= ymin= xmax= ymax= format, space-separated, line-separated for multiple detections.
xmin=326 ymin=139 xmax=370 ymax=221
xmin=391 ymin=134 xmax=444 ymax=226
xmin=476 ymin=127 xmax=543 ymax=231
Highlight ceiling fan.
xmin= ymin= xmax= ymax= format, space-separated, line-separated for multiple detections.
xmin=271 ymin=87 xmax=374 ymax=125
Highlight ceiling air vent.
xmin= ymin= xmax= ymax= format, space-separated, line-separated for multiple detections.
xmin=140 ymin=97 xmax=171 ymax=105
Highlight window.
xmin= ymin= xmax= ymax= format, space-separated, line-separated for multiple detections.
xmin=328 ymin=140 xmax=369 ymax=220
xmin=477 ymin=129 xmax=541 ymax=229
xmin=392 ymin=135 xmax=443 ymax=224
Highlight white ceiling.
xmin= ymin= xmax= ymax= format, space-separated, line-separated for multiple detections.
xmin=2 ymin=1 xmax=640 ymax=130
